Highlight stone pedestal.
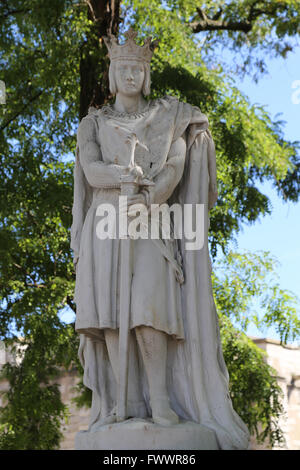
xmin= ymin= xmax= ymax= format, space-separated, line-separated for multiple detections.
xmin=75 ymin=419 xmax=219 ymax=450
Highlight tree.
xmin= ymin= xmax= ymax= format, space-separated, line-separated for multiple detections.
xmin=0 ymin=0 xmax=299 ymax=449
xmin=213 ymin=252 xmax=300 ymax=446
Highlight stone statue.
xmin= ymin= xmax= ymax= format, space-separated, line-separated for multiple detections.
xmin=71 ymin=27 xmax=250 ymax=450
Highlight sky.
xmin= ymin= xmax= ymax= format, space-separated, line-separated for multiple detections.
xmin=227 ymin=47 xmax=300 ymax=341
xmin=60 ymin=44 xmax=300 ymax=343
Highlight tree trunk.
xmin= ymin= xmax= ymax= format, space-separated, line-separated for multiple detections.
xmin=79 ymin=0 xmax=121 ymax=120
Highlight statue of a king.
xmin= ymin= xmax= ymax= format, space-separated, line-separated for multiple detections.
xmin=71 ymin=27 xmax=250 ymax=450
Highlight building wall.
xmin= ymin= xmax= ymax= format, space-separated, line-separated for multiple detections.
xmin=58 ymin=370 xmax=90 ymax=450
xmin=253 ymin=338 xmax=300 ymax=450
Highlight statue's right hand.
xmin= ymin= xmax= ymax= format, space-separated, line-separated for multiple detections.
xmin=116 ymin=164 xmax=143 ymax=178
xmin=128 ymin=165 xmax=143 ymax=178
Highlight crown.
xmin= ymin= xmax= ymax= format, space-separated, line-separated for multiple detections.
xmin=103 ymin=28 xmax=159 ymax=63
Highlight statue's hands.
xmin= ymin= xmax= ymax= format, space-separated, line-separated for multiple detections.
xmin=111 ymin=163 xmax=143 ymax=178
xmin=128 ymin=165 xmax=143 ymax=178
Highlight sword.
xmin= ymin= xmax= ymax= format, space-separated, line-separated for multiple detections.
xmin=117 ymin=132 xmax=150 ymax=422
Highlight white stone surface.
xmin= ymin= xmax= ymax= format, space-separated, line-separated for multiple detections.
xmin=75 ymin=419 xmax=219 ymax=450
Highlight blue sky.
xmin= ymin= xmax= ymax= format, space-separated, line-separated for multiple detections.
xmin=227 ymin=47 xmax=300 ymax=341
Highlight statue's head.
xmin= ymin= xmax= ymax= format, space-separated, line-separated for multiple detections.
xmin=104 ymin=28 xmax=158 ymax=97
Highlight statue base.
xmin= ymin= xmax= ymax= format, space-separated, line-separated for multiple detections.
xmin=75 ymin=418 xmax=219 ymax=450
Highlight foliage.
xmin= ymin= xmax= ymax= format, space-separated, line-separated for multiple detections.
xmin=0 ymin=317 xmax=77 ymax=450
xmin=148 ymin=61 xmax=299 ymax=255
xmin=128 ymin=0 xmax=300 ymax=80
xmin=129 ymin=3 xmax=300 ymax=255
xmin=212 ymin=251 xmax=300 ymax=343
xmin=211 ymin=251 xmax=299 ymax=446
xmin=0 ymin=0 xmax=299 ymax=449
xmin=220 ymin=317 xmax=285 ymax=447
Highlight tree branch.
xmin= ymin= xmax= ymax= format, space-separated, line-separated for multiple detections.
xmin=191 ymin=7 xmax=252 ymax=33
xmin=66 ymin=296 xmax=76 ymax=313
xmin=190 ymin=2 xmax=290 ymax=34
xmin=0 ymin=9 xmax=31 ymax=21
xmin=0 ymin=90 xmax=43 ymax=132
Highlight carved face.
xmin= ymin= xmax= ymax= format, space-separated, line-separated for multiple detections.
xmin=114 ymin=60 xmax=145 ymax=97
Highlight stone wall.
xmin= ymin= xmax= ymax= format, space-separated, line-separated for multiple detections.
xmin=253 ymin=338 xmax=300 ymax=450
xmin=58 ymin=370 xmax=90 ymax=450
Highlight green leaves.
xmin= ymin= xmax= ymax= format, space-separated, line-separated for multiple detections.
xmin=220 ymin=317 xmax=285 ymax=447
xmin=148 ymin=58 xmax=298 ymax=255
xmin=212 ymin=251 xmax=300 ymax=344
xmin=212 ymin=251 xmax=299 ymax=445
xmin=0 ymin=1 xmax=81 ymax=449
xmin=0 ymin=340 xmax=70 ymax=450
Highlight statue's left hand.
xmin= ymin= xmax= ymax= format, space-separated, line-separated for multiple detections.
xmin=128 ymin=165 xmax=143 ymax=178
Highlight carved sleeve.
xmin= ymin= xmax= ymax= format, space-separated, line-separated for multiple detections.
xmin=77 ymin=118 xmax=125 ymax=188
xmin=151 ymin=136 xmax=186 ymax=205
